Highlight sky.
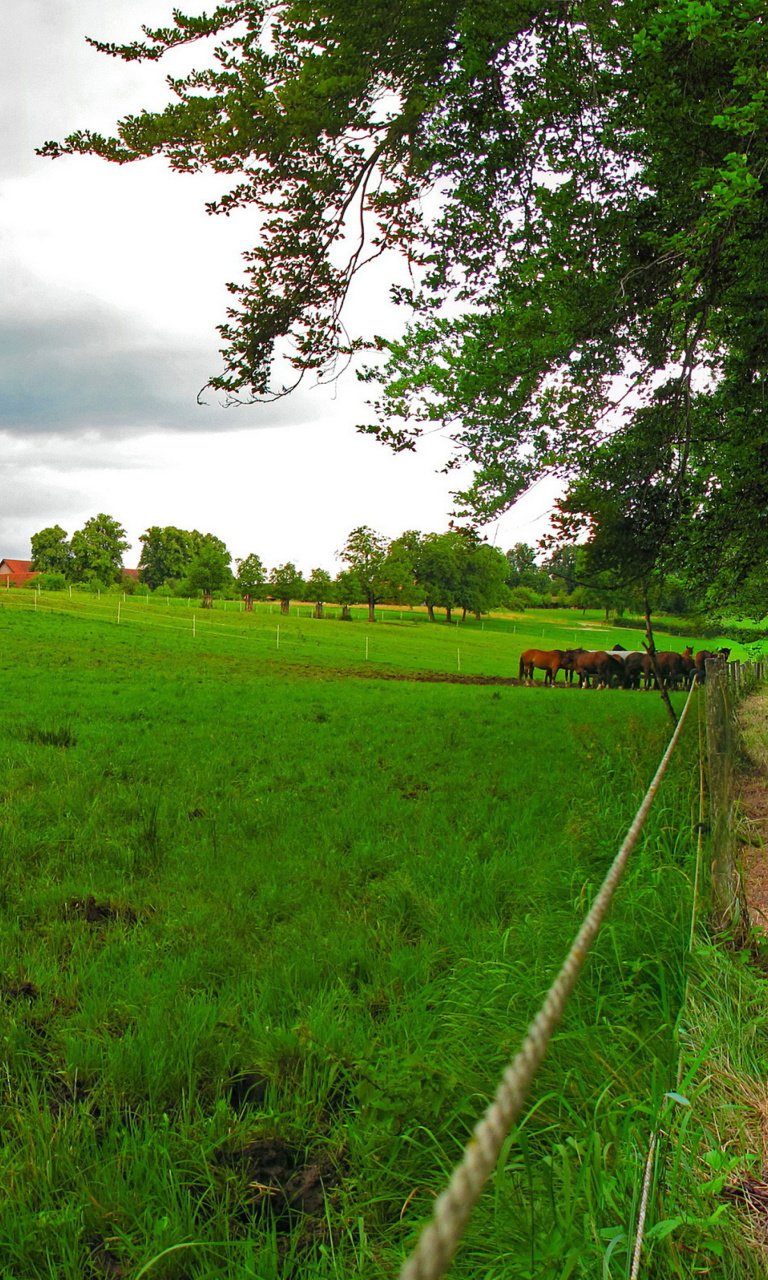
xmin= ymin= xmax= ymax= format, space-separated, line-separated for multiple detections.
xmin=2 ymin=0 xmax=559 ymax=573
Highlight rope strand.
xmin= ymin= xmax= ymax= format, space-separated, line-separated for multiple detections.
xmin=399 ymin=682 xmax=697 ymax=1280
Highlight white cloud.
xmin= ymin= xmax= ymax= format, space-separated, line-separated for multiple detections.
xmin=0 ymin=0 xmax=558 ymax=567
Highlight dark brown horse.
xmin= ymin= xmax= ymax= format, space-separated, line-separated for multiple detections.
xmin=573 ymin=650 xmax=626 ymax=689
xmin=692 ymin=648 xmax=731 ymax=683
xmin=519 ymin=649 xmax=567 ymax=685
xmin=560 ymin=647 xmax=586 ymax=683
xmin=644 ymin=647 xmax=694 ymax=690
xmin=611 ymin=645 xmax=646 ymax=689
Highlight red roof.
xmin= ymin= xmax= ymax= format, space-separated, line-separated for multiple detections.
xmin=123 ymin=568 xmax=140 ymax=579
xmin=0 ymin=559 xmax=33 ymax=573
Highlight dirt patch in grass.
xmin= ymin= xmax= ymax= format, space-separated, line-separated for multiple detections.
xmin=86 ymin=1235 xmax=126 ymax=1278
xmin=64 ymin=895 xmax=138 ymax=925
xmin=215 ymin=1137 xmax=342 ymax=1231
xmin=1 ymin=980 xmax=38 ymax=1002
xmin=738 ymin=693 xmax=768 ymax=939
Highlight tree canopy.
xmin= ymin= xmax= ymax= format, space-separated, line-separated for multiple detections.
xmin=70 ymin=515 xmax=130 ymax=585
xmin=41 ymin=1 xmax=768 ymax=610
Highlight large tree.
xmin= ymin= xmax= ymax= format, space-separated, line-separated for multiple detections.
xmin=138 ymin=525 xmax=196 ymax=590
xmin=185 ymin=539 xmax=233 ymax=605
xmin=70 ymin=514 xmax=130 ymax=585
xmin=269 ymin=562 xmax=304 ymax=615
xmin=235 ymin=552 xmax=268 ymax=608
xmin=41 ymin=2 xmax=768 ymax=603
xmin=30 ymin=525 xmax=72 ymax=577
xmin=338 ymin=526 xmax=390 ymax=624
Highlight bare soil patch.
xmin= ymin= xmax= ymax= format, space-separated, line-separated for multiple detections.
xmin=738 ymin=694 xmax=768 ymax=938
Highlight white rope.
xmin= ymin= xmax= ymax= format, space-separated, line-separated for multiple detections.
xmin=399 ymin=681 xmax=697 ymax=1280
xmin=630 ymin=1133 xmax=657 ymax=1280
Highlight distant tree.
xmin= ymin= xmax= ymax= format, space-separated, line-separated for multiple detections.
xmin=458 ymin=543 xmax=510 ymax=618
xmin=414 ymin=531 xmax=466 ymax=623
xmin=543 ymin=545 xmax=579 ymax=597
xmin=381 ymin=535 xmax=423 ymax=611
xmin=505 ymin=544 xmax=539 ymax=590
xmin=30 ymin=525 xmax=72 ymax=576
xmin=186 ymin=541 xmax=233 ymax=607
xmin=269 ymin=562 xmax=304 ymax=615
xmin=138 ymin=526 xmax=195 ymax=590
xmin=332 ymin=569 xmax=363 ymax=621
xmin=339 ymin=526 xmax=390 ymax=623
xmin=70 ymin=514 xmax=129 ymax=585
xmin=306 ymin=568 xmax=333 ymax=619
xmin=236 ymin=553 xmax=267 ymax=610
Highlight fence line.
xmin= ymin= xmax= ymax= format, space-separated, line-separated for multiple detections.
xmin=398 ymin=682 xmax=697 ymax=1280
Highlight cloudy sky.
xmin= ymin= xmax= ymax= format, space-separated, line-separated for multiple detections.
xmin=2 ymin=0 xmax=558 ymax=572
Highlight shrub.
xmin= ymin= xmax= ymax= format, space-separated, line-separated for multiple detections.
xmin=37 ymin=573 xmax=66 ymax=592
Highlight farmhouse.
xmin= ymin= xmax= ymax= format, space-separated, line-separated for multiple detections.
xmin=0 ymin=559 xmax=37 ymax=586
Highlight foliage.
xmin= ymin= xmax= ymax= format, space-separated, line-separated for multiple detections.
xmin=331 ymin=567 xmax=363 ymax=618
xmin=30 ymin=525 xmax=72 ymax=577
xmin=269 ymin=561 xmax=304 ymax=608
xmin=505 ymin=543 xmax=541 ymax=591
xmin=138 ymin=526 xmax=197 ymax=589
xmin=36 ymin=573 xmax=67 ymax=592
xmin=235 ymin=551 xmax=267 ymax=598
xmin=70 ymin=514 xmax=130 ymax=585
xmin=41 ymin=0 xmax=768 ymax=616
xmin=305 ymin=566 xmax=333 ymax=606
xmin=338 ymin=526 xmax=391 ymax=622
xmin=185 ymin=538 xmax=233 ymax=598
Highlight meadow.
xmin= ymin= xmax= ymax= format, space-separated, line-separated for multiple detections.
xmin=0 ymin=594 xmax=762 ymax=1278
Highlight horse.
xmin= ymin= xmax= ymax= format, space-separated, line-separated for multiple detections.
xmin=573 ymin=650 xmax=626 ymax=689
xmin=611 ymin=646 xmax=645 ymax=690
xmin=643 ymin=647 xmax=694 ymax=690
xmin=519 ymin=648 xmax=567 ymax=685
xmin=559 ymin=647 xmax=586 ymax=684
xmin=692 ymin=648 xmax=731 ymax=684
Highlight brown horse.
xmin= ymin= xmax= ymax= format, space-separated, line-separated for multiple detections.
xmin=573 ymin=650 xmax=626 ymax=689
xmin=692 ymin=648 xmax=731 ymax=684
xmin=644 ymin=647 xmax=694 ymax=690
xmin=560 ymin=647 xmax=586 ymax=683
xmin=519 ymin=649 xmax=566 ymax=685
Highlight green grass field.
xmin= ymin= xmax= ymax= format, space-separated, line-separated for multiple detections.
xmin=0 ymin=597 xmax=760 ymax=1278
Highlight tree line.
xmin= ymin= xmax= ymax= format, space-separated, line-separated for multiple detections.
xmin=29 ymin=518 xmax=511 ymax=622
xmin=29 ymin=517 xmax=707 ymax=623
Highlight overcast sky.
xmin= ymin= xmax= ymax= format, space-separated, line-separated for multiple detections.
xmin=2 ymin=0 xmax=558 ymax=572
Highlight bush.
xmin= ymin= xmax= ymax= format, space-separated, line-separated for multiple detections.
xmin=37 ymin=573 xmax=66 ymax=592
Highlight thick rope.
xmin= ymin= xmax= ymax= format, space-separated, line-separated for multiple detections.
xmin=630 ymin=1133 xmax=657 ymax=1280
xmin=399 ymin=681 xmax=697 ymax=1280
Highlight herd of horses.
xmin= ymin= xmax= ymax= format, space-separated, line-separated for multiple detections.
xmin=518 ymin=644 xmax=732 ymax=690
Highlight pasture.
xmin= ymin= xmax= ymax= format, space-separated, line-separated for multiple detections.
xmin=0 ymin=599 xmax=761 ymax=1278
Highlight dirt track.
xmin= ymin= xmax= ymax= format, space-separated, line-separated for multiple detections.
xmin=738 ymin=693 xmax=768 ymax=938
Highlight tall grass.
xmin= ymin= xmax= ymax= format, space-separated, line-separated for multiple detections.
xmin=0 ymin=607 xmax=761 ymax=1277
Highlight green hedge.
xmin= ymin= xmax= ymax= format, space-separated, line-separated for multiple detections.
xmin=612 ymin=616 xmax=768 ymax=645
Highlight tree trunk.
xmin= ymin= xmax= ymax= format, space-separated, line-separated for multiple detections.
xmin=445 ymin=605 xmax=452 ymax=623
xmin=643 ymin=585 xmax=677 ymax=727
xmin=341 ymin=604 xmax=352 ymax=621
xmin=427 ymin=604 xmax=435 ymax=622
xmin=244 ymin=594 xmax=253 ymax=612
xmin=313 ymin=602 xmax=324 ymax=619
xmin=280 ymin=598 xmax=289 ymax=615
xmin=202 ymin=591 xmax=213 ymax=609
xmin=368 ymin=597 xmax=376 ymax=623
